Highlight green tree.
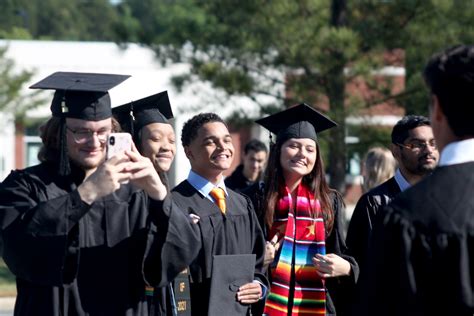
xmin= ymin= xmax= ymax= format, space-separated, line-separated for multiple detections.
xmin=0 ymin=0 xmax=121 ymax=41
xmin=1 ymin=0 xmax=472 ymax=190
xmin=0 ymin=45 xmax=43 ymax=123
xmin=114 ymin=0 xmax=474 ymax=190
xmin=113 ymin=0 xmax=387 ymax=190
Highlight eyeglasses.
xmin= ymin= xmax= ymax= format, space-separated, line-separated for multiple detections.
xmin=396 ymin=140 xmax=437 ymax=151
xmin=66 ymin=126 xmax=111 ymax=144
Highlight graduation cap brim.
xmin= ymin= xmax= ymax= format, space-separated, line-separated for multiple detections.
xmin=30 ymin=72 xmax=131 ymax=121
xmin=256 ymin=103 xmax=337 ymax=142
xmin=30 ymin=71 xmax=130 ymax=92
xmin=113 ymin=91 xmax=173 ymax=135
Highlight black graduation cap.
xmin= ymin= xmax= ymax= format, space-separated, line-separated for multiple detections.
xmin=30 ymin=71 xmax=130 ymax=121
xmin=255 ymin=103 xmax=337 ymax=143
xmin=112 ymin=91 xmax=173 ymax=138
xmin=29 ymin=72 xmax=130 ymax=176
xmin=208 ymin=254 xmax=256 ymax=316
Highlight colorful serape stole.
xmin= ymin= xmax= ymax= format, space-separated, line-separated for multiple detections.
xmin=264 ymin=184 xmax=326 ymax=315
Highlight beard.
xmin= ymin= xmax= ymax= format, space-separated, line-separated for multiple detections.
xmin=69 ymin=154 xmax=105 ymax=173
xmin=401 ymin=152 xmax=437 ymax=176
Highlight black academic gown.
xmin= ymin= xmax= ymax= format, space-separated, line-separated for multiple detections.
xmin=146 ymin=180 xmax=267 ymax=316
xmin=345 ymin=177 xmax=400 ymax=272
xmin=0 ymin=162 xmax=199 ymax=316
xmin=224 ymin=165 xmax=256 ymax=193
xmin=324 ymin=193 xmax=359 ymax=316
xmin=357 ymin=162 xmax=474 ymax=316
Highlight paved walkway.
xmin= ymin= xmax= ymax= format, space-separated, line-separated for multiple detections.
xmin=0 ymin=297 xmax=14 ymax=315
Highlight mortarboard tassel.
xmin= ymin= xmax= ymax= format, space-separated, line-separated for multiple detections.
xmin=129 ymin=102 xmax=135 ymax=137
xmin=58 ymin=117 xmax=71 ymax=176
xmin=269 ymin=131 xmax=274 ymax=146
xmin=58 ymin=96 xmax=71 ymax=176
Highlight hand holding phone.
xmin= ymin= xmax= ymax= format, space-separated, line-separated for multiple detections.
xmin=106 ymin=133 xmax=132 ymax=160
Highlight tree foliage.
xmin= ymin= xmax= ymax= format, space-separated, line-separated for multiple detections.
xmin=0 ymin=46 xmax=44 ymax=123
xmin=110 ymin=0 xmax=474 ymax=190
xmin=0 ymin=0 xmax=122 ymax=41
xmin=2 ymin=0 xmax=474 ymax=189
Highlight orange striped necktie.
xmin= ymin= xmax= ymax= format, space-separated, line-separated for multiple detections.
xmin=210 ymin=187 xmax=226 ymax=214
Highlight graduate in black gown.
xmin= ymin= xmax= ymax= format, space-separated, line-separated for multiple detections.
xmin=356 ymin=45 xmax=474 ymax=315
xmin=346 ymin=115 xmax=438 ymax=274
xmin=225 ymin=139 xmax=268 ymax=192
xmin=114 ymin=91 xmax=191 ymax=316
xmin=0 ymin=72 xmax=198 ymax=316
xmin=144 ymin=113 xmax=268 ymax=316
xmin=245 ymin=104 xmax=358 ymax=316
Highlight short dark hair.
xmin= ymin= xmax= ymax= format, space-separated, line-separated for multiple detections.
xmin=181 ymin=113 xmax=227 ymax=147
xmin=244 ymin=139 xmax=268 ymax=155
xmin=423 ymin=44 xmax=474 ymax=137
xmin=391 ymin=115 xmax=431 ymax=145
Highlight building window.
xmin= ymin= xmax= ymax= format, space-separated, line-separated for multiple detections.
xmin=24 ymin=121 xmax=43 ymax=168
xmin=25 ymin=136 xmax=41 ymax=167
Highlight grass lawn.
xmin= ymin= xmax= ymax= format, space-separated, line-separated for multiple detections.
xmin=0 ymin=259 xmax=16 ymax=297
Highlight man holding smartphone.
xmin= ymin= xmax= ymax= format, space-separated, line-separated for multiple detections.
xmin=0 ymin=72 xmax=199 ymax=315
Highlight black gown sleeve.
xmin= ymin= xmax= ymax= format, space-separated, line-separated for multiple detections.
xmin=345 ymin=193 xmax=378 ymax=273
xmin=240 ymin=192 xmax=269 ymax=316
xmin=143 ymin=195 xmax=201 ymax=288
xmin=241 ymin=181 xmax=267 ymax=237
xmin=325 ymin=192 xmax=359 ymax=316
xmin=0 ymin=170 xmax=91 ymax=285
xmin=356 ymin=206 xmax=423 ymax=316
xmin=356 ymin=204 xmax=474 ymax=316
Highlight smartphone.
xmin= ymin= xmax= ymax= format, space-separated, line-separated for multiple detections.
xmin=106 ymin=133 xmax=132 ymax=160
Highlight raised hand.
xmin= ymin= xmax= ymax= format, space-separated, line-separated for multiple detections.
xmin=264 ymin=234 xmax=280 ymax=269
xmin=78 ymin=153 xmax=132 ymax=204
xmin=123 ymin=143 xmax=167 ymax=201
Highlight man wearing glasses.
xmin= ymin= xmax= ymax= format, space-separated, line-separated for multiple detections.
xmin=346 ymin=115 xmax=439 ymax=275
xmin=356 ymin=45 xmax=474 ymax=315
xmin=0 ymin=72 xmax=198 ymax=315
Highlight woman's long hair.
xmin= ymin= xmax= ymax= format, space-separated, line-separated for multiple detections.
xmin=362 ymin=146 xmax=397 ymax=193
xmin=263 ymin=137 xmax=335 ymax=234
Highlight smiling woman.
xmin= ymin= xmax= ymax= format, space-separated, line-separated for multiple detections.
xmin=244 ymin=103 xmax=358 ymax=316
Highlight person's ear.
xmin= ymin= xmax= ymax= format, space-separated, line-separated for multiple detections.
xmin=184 ymin=146 xmax=193 ymax=160
xmin=390 ymin=143 xmax=401 ymax=161
xmin=431 ymin=95 xmax=444 ymax=123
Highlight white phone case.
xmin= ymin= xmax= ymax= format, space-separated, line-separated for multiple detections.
xmin=106 ymin=133 xmax=132 ymax=160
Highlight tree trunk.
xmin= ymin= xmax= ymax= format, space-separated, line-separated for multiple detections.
xmin=327 ymin=0 xmax=347 ymax=193
xmin=327 ymin=63 xmax=347 ymax=193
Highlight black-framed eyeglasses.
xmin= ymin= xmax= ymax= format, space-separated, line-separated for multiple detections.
xmin=66 ymin=126 xmax=111 ymax=144
xmin=396 ymin=140 xmax=437 ymax=151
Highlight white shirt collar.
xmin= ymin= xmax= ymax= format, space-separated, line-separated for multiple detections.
xmin=187 ymin=170 xmax=228 ymax=202
xmin=438 ymin=139 xmax=474 ymax=167
xmin=394 ymin=168 xmax=411 ymax=192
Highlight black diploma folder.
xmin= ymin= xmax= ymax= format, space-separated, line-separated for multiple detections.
xmin=208 ymin=254 xmax=256 ymax=316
